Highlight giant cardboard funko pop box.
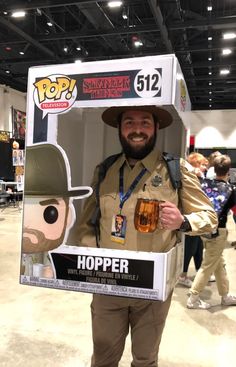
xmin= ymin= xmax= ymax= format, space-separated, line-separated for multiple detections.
xmin=20 ymin=54 xmax=190 ymax=301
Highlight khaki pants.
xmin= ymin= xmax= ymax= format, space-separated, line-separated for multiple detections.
xmin=190 ymin=228 xmax=229 ymax=297
xmin=90 ymin=293 xmax=173 ymax=367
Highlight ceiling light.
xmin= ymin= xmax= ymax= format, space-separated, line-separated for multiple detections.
xmin=208 ymin=36 xmax=212 ymax=41
xmin=134 ymin=40 xmax=143 ymax=47
xmin=5 ymin=70 xmax=10 ymax=74
xmin=108 ymin=1 xmax=123 ymax=8
xmin=207 ymin=6 xmax=212 ymax=11
xmin=20 ymin=44 xmax=29 ymax=56
xmin=222 ymin=48 xmax=232 ymax=55
xmin=220 ymin=69 xmax=230 ymax=75
xmin=209 ymin=91 xmax=212 ymax=94
xmin=122 ymin=8 xmax=128 ymax=19
xmin=209 ymin=98 xmax=212 ymax=101
xmin=208 ymin=71 xmax=212 ymax=75
xmin=208 ymin=57 xmax=212 ymax=61
xmin=11 ymin=11 xmax=26 ymax=18
xmin=47 ymin=22 xmax=53 ymax=27
xmin=63 ymin=46 xmax=68 ymax=53
xmin=209 ymin=104 xmax=212 ymax=108
xmin=223 ymin=32 xmax=236 ymax=40
xmin=209 ymin=82 xmax=212 ymax=85
xmin=75 ymin=59 xmax=82 ymax=64
xmin=3 ymin=11 xmax=8 ymax=15
xmin=76 ymin=46 xmax=81 ymax=51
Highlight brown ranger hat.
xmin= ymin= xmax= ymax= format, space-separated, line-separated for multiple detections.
xmin=101 ymin=105 xmax=173 ymax=129
xmin=24 ymin=144 xmax=92 ymax=198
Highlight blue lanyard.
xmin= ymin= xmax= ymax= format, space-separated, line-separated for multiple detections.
xmin=119 ymin=165 xmax=147 ymax=211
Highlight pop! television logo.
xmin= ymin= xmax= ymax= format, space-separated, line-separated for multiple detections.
xmin=33 ymin=74 xmax=77 ymax=118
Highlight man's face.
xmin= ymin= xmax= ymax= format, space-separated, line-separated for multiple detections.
xmin=119 ymin=110 xmax=158 ymax=160
xmin=22 ymin=197 xmax=69 ymax=253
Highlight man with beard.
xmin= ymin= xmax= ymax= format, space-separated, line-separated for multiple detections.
xmin=21 ymin=143 xmax=92 ymax=277
xmin=76 ymin=105 xmax=217 ymax=367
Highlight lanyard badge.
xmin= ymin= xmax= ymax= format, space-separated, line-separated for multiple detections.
xmin=110 ymin=165 xmax=147 ymax=244
xmin=111 ymin=214 xmax=127 ymax=244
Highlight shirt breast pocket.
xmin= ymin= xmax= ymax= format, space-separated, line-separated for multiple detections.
xmin=100 ymin=192 xmax=118 ymax=220
xmin=143 ymin=182 xmax=178 ymax=202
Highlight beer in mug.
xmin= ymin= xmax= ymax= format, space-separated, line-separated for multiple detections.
xmin=134 ymin=198 xmax=162 ymax=233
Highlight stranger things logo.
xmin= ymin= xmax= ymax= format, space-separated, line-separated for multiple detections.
xmin=51 ymin=253 xmax=154 ymax=289
xmin=83 ymin=75 xmax=130 ymax=99
xmin=74 ymin=69 xmax=162 ymax=100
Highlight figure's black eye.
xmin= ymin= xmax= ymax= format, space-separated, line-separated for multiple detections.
xmin=43 ymin=206 xmax=58 ymax=224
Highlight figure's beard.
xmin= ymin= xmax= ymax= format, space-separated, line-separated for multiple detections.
xmin=22 ymin=227 xmax=66 ymax=253
xmin=119 ymin=129 xmax=157 ymax=160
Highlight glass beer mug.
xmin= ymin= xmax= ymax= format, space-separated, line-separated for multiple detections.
xmin=134 ymin=198 xmax=161 ymax=233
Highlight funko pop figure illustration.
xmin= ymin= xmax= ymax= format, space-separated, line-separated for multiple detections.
xmin=21 ymin=143 xmax=92 ymax=277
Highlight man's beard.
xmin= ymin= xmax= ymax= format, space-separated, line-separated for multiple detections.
xmin=119 ymin=129 xmax=157 ymax=160
xmin=22 ymin=227 xmax=66 ymax=253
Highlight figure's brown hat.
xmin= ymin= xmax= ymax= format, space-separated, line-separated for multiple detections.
xmin=24 ymin=144 xmax=91 ymax=198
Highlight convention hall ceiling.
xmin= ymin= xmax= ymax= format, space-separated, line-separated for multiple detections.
xmin=0 ymin=0 xmax=236 ymax=110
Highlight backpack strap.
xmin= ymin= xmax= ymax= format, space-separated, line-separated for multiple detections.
xmin=90 ymin=153 xmax=122 ymax=247
xmin=162 ymin=152 xmax=182 ymax=190
xmin=95 ymin=153 xmax=122 ymax=205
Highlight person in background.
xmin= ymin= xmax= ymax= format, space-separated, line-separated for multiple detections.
xmin=187 ymin=152 xmax=208 ymax=179
xmin=178 ymin=152 xmax=208 ymax=287
xmin=206 ymin=150 xmax=222 ymax=180
xmin=229 ymin=172 xmax=236 ymax=249
xmin=76 ymin=105 xmax=217 ymax=367
xmin=232 ymin=205 xmax=236 ymax=223
xmin=230 ymin=204 xmax=236 ymax=249
xmin=204 ymin=151 xmax=223 ymax=281
xmin=187 ymin=154 xmax=236 ymax=309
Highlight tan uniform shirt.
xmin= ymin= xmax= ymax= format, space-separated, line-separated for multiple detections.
xmin=76 ymin=149 xmax=218 ymax=253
